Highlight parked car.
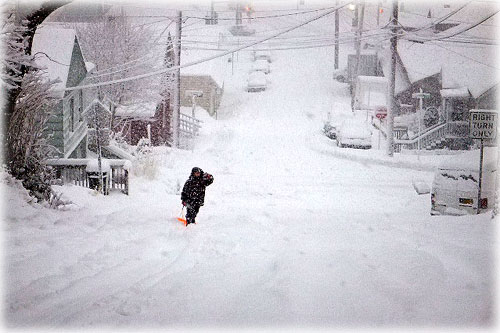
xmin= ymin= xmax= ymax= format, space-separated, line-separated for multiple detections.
xmin=251 ymin=59 xmax=270 ymax=74
xmin=247 ymin=71 xmax=267 ymax=92
xmin=336 ymin=119 xmax=372 ymax=149
xmin=254 ymin=50 xmax=272 ymax=63
xmin=229 ymin=25 xmax=256 ymax=36
xmin=332 ymin=68 xmax=347 ymax=83
xmin=431 ymin=147 xmax=498 ymax=216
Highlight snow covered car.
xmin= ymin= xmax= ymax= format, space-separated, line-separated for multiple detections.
xmin=229 ymin=25 xmax=256 ymax=36
xmin=254 ymin=50 xmax=272 ymax=63
xmin=336 ymin=119 xmax=372 ymax=149
xmin=251 ymin=59 xmax=270 ymax=74
xmin=431 ymin=147 xmax=498 ymax=216
xmin=247 ymin=71 xmax=267 ymax=92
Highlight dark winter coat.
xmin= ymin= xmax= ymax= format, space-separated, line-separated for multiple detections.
xmin=181 ymin=168 xmax=214 ymax=207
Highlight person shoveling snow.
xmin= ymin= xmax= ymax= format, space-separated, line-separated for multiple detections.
xmin=181 ymin=167 xmax=214 ymax=226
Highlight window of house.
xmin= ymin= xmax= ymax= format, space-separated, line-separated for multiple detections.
xmin=79 ymin=90 xmax=84 ymax=122
xmin=69 ymin=97 xmax=75 ymax=132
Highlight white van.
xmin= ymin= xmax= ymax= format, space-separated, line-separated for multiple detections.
xmin=431 ymin=147 xmax=498 ymax=215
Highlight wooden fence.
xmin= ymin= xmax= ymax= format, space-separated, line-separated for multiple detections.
xmin=46 ymin=158 xmax=130 ymax=195
xmin=179 ymin=113 xmax=202 ymax=137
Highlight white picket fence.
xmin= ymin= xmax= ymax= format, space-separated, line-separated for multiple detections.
xmin=179 ymin=113 xmax=203 ymax=149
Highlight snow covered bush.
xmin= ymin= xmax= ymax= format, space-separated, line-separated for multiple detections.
xmin=1 ymin=3 xmax=66 ymax=204
xmin=6 ymin=70 xmax=58 ymax=202
xmin=132 ymin=138 xmax=158 ymax=180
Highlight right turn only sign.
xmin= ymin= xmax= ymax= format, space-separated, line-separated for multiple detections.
xmin=469 ymin=110 xmax=498 ymax=140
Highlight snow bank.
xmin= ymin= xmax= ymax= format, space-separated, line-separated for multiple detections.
xmin=439 ymin=147 xmax=498 ymax=172
xmin=412 ymin=178 xmax=431 ymax=194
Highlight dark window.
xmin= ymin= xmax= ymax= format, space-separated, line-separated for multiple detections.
xmin=79 ymin=90 xmax=84 ymax=122
xmin=69 ymin=97 xmax=75 ymax=132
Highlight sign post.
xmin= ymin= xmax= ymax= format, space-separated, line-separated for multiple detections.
xmin=412 ymin=88 xmax=431 ymax=152
xmin=375 ymin=106 xmax=387 ymax=150
xmin=469 ymin=110 xmax=498 ymax=214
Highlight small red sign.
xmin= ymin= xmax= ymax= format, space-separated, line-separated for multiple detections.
xmin=375 ymin=106 xmax=387 ymax=119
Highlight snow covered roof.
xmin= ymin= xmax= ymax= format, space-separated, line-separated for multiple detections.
xmin=440 ymin=87 xmax=469 ymax=98
xmin=396 ymin=3 xmax=499 ymax=98
xmin=85 ymin=61 xmax=96 ymax=73
xmin=376 ymin=1 xmax=499 ymax=98
xmin=377 ymin=47 xmax=410 ymax=95
xmin=115 ymin=102 xmax=158 ymax=118
xmin=379 ymin=38 xmax=498 ymax=99
xmin=31 ymin=26 xmax=79 ymax=98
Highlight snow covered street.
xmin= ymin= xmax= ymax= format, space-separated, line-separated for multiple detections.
xmin=2 ymin=3 xmax=496 ymax=330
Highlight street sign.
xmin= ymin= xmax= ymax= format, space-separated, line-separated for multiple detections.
xmin=469 ymin=110 xmax=498 ymax=140
xmin=411 ymin=92 xmax=431 ymax=99
xmin=469 ymin=109 xmax=498 ymax=214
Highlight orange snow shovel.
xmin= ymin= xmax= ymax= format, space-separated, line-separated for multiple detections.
xmin=177 ymin=206 xmax=187 ymax=226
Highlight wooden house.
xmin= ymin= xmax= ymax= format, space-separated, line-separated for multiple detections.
xmin=31 ymin=25 xmax=96 ymax=158
xmin=113 ymin=101 xmax=170 ymax=146
xmin=180 ymin=75 xmax=223 ymax=117
xmin=180 ymin=32 xmax=226 ymax=117
xmin=377 ymin=36 xmax=497 ymax=150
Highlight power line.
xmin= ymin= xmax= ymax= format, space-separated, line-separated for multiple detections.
xmin=396 ymin=1 xmax=472 ymax=34
xmin=184 ymin=5 xmax=339 ymax=21
xmin=56 ymin=1 xmax=351 ymax=93
xmin=180 ymin=30 xmax=390 ymax=51
xmin=380 ymin=3 xmax=500 ymax=27
xmin=401 ymin=9 xmax=499 ymax=43
xmin=428 ymin=41 xmax=499 ymax=69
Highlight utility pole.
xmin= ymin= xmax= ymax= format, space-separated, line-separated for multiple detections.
xmin=173 ymin=11 xmax=182 ymax=148
xmin=94 ymin=64 xmax=104 ymax=194
xmin=235 ymin=1 xmax=242 ymax=25
xmin=387 ymin=0 xmax=399 ymax=157
xmin=412 ymin=88 xmax=431 ymax=153
xmin=352 ymin=0 xmax=365 ymax=111
xmin=334 ymin=0 xmax=339 ymax=69
xmin=377 ymin=1 xmax=381 ymax=26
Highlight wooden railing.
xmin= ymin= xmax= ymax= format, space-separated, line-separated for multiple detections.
xmin=394 ymin=122 xmax=448 ymax=153
xmin=179 ymin=113 xmax=202 ymax=137
xmin=46 ymin=158 xmax=130 ymax=195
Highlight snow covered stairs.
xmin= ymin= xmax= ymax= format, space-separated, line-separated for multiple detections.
xmin=425 ymin=137 xmax=447 ymax=150
xmin=395 ymin=122 xmax=448 ymax=153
